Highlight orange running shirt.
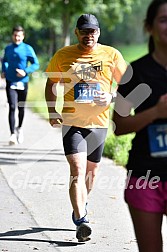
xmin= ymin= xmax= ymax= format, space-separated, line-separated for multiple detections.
xmin=46 ymin=44 xmax=127 ymax=128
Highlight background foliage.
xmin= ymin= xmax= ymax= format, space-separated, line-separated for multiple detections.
xmin=0 ymin=0 xmax=151 ymax=61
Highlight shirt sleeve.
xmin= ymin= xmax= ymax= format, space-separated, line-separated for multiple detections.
xmin=112 ymin=49 xmax=128 ymax=84
xmin=45 ymin=51 xmax=62 ymax=83
xmin=24 ymin=45 xmax=39 ymax=74
xmin=1 ymin=48 xmax=8 ymax=73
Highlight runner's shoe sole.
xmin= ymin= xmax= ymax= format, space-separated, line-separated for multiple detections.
xmin=78 ymin=237 xmax=91 ymax=242
xmin=76 ymin=223 xmax=92 ymax=242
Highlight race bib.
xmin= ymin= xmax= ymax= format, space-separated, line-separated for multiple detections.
xmin=10 ymin=82 xmax=25 ymax=90
xmin=148 ymin=124 xmax=167 ymax=157
xmin=74 ymin=82 xmax=100 ymax=103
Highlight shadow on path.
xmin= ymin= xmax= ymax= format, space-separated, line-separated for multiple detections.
xmin=0 ymin=227 xmax=84 ymax=247
xmin=0 ymin=146 xmax=65 ymax=165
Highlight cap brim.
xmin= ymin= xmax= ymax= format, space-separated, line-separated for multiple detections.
xmin=77 ymin=24 xmax=99 ymax=30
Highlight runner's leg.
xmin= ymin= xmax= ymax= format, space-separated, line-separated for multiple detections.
xmin=86 ymin=161 xmax=100 ymax=194
xmin=6 ymin=85 xmax=17 ymax=134
xmin=128 ymin=205 xmax=163 ymax=252
xmin=67 ymin=152 xmax=88 ymax=220
xmin=17 ymin=85 xmax=28 ymax=128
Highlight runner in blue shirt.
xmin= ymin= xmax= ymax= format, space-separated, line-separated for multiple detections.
xmin=1 ymin=25 xmax=39 ymax=145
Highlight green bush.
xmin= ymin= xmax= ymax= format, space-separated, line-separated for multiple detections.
xmin=103 ymin=132 xmax=135 ymax=167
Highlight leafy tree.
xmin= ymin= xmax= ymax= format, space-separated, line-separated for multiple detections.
xmin=36 ymin=0 xmax=139 ymax=54
xmin=0 ymin=0 xmax=41 ymax=57
xmin=108 ymin=0 xmax=151 ymax=45
xmin=0 ymin=0 xmax=41 ymax=39
xmin=0 ymin=0 xmax=142 ymax=57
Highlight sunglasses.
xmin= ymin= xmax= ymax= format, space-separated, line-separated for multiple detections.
xmin=78 ymin=29 xmax=98 ymax=35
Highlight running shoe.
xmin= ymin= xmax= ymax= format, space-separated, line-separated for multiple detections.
xmin=72 ymin=211 xmax=91 ymax=242
xmin=76 ymin=222 xmax=92 ymax=242
xmin=16 ymin=127 xmax=24 ymax=144
xmin=9 ymin=133 xmax=18 ymax=145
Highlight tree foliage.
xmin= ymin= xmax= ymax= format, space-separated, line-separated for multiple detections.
xmin=0 ymin=0 xmax=145 ymax=57
xmin=0 ymin=0 xmax=41 ymax=35
xmin=108 ymin=0 xmax=151 ymax=44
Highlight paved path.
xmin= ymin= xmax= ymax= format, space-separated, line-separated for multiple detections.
xmin=0 ymin=85 xmax=166 ymax=252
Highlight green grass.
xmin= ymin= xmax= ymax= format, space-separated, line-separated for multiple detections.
xmin=27 ymin=75 xmax=48 ymax=118
xmin=116 ymin=43 xmax=148 ymax=63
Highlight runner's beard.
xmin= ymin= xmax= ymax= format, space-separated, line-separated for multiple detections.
xmin=82 ymin=39 xmax=95 ymax=48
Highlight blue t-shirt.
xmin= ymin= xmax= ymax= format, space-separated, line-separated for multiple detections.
xmin=2 ymin=42 xmax=39 ymax=83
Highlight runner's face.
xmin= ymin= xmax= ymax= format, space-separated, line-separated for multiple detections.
xmin=12 ymin=31 xmax=24 ymax=45
xmin=150 ymin=3 xmax=167 ymax=46
xmin=75 ymin=28 xmax=100 ymax=50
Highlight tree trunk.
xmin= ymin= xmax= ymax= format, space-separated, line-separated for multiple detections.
xmin=48 ymin=27 xmax=57 ymax=56
xmin=62 ymin=2 xmax=71 ymax=46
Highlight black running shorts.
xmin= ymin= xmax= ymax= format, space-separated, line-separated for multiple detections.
xmin=62 ymin=126 xmax=107 ymax=163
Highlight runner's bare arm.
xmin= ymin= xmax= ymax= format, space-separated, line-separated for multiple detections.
xmin=113 ymin=94 xmax=167 ymax=136
xmin=45 ymin=78 xmax=63 ymax=126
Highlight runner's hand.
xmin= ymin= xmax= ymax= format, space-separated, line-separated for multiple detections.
xmin=49 ymin=112 xmax=63 ymax=127
xmin=1 ymin=72 xmax=5 ymax=78
xmin=93 ymin=91 xmax=113 ymax=106
xmin=16 ymin=68 xmax=26 ymax=77
xmin=155 ymin=94 xmax=167 ymax=119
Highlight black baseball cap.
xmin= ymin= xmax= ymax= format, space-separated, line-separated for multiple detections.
xmin=76 ymin=14 xmax=99 ymax=30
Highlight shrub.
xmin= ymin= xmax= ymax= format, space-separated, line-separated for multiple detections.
xmin=103 ymin=132 xmax=135 ymax=167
